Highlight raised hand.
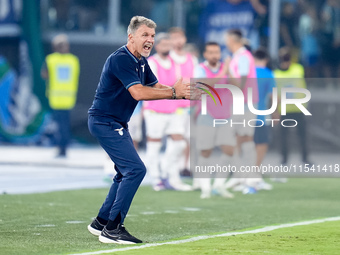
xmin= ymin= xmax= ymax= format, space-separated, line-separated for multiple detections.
xmin=174 ymin=77 xmax=191 ymax=99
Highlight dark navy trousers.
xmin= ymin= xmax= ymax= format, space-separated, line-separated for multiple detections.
xmin=88 ymin=115 xmax=146 ymax=223
xmin=54 ymin=110 xmax=71 ymax=155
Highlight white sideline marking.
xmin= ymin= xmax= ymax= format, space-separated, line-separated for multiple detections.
xmin=164 ymin=210 xmax=179 ymax=214
xmin=182 ymin=207 xmax=201 ymax=212
xmin=70 ymin=216 xmax=340 ymax=255
xmin=36 ymin=224 xmax=55 ymax=227
xmin=140 ymin=211 xmax=156 ymax=215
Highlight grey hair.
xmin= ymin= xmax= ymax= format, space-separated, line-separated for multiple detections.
xmin=127 ymin=16 xmax=157 ymax=35
xmin=52 ymin=33 xmax=69 ymax=47
xmin=154 ymin=32 xmax=170 ymax=46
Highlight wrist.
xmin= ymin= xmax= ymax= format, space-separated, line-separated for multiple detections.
xmin=171 ymin=87 xmax=176 ymax=99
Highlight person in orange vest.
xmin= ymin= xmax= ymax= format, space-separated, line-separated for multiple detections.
xmin=41 ymin=34 xmax=80 ymax=157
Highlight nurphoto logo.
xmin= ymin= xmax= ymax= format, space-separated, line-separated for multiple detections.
xmin=195 ymin=82 xmax=312 ymax=128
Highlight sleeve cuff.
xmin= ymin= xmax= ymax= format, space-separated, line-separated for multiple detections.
xmin=126 ymin=81 xmax=141 ymax=89
xmin=145 ymin=80 xmax=158 ymax=86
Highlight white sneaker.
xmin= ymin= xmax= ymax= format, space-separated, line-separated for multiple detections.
xmin=225 ymin=178 xmax=244 ymax=189
xmin=171 ymin=181 xmax=193 ymax=191
xmin=232 ymin=184 xmax=247 ymax=192
xmin=212 ymin=187 xmax=234 ymax=198
xmin=191 ymin=178 xmax=201 ymax=191
xmin=256 ymin=181 xmax=273 ymax=191
xmin=245 ymin=178 xmax=262 ymax=187
xmin=200 ymin=192 xmax=211 ymax=199
xmin=153 ymin=181 xmax=166 ymax=191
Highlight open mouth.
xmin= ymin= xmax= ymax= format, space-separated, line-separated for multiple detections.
xmin=143 ymin=44 xmax=152 ymax=51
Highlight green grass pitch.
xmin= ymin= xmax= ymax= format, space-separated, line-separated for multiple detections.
xmin=117 ymin=220 xmax=340 ymax=255
xmin=0 ymin=178 xmax=339 ymax=255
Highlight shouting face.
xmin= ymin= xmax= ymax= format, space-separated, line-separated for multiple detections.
xmin=129 ymin=24 xmax=155 ymax=58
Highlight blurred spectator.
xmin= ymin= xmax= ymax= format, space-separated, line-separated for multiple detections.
xmin=280 ymin=2 xmax=299 ymax=48
xmin=319 ymin=0 xmax=340 ymax=78
xmin=254 ymin=0 xmax=270 ymax=47
xmin=169 ymin=27 xmax=198 ymax=81
xmin=51 ymin=0 xmax=70 ymax=30
xmin=199 ymin=0 xmax=266 ymax=58
xmin=194 ymin=42 xmax=235 ymax=199
xmin=223 ymin=29 xmax=259 ymax=191
xmin=150 ymin=0 xmax=173 ymax=32
xmin=121 ymin=0 xmax=153 ymax=31
xmin=274 ymin=47 xmax=310 ymax=165
xmin=184 ymin=43 xmax=201 ymax=61
xmin=253 ymin=48 xmax=276 ymax=161
xmin=184 ymin=0 xmax=203 ymax=46
xmin=298 ymin=4 xmax=320 ymax=77
xmin=169 ymin=27 xmax=197 ymax=177
xmin=74 ymin=0 xmax=108 ymax=32
xmin=49 ymin=0 xmax=108 ymax=32
xmin=242 ymin=37 xmax=252 ymax=52
xmin=41 ymin=34 xmax=80 ymax=157
xmin=253 ymin=48 xmax=276 ymax=190
xmin=145 ymin=32 xmax=192 ymax=191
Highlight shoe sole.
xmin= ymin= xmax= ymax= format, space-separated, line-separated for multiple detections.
xmin=99 ymin=235 xmax=139 ymax=244
xmin=87 ymin=224 xmax=102 ymax=236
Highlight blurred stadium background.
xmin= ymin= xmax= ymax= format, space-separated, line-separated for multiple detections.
xmin=1 ymin=1 xmax=340 ymax=254
xmin=0 ymin=0 xmax=339 ymax=150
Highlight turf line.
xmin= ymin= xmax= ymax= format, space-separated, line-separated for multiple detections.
xmin=70 ymin=216 xmax=340 ymax=255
